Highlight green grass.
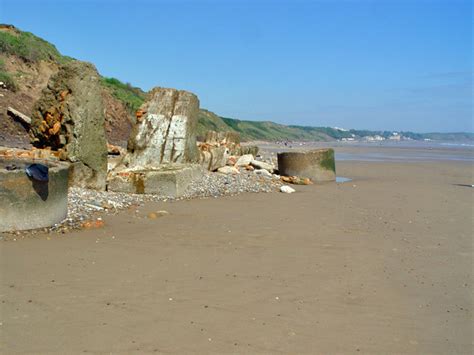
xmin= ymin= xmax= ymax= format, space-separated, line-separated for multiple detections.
xmin=196 ymin=109 xmax=237 ymax=139
xmin=101 ymin=77 xmax=146 ymax=113
xmin=0 ymin=57 xmax=17 ymax=91
xmin=0 ymin=70 xmax=17 ymax=91
xmin=220 ymin=117 xmax=335 ymax=141
xmin=0 ymin=28 xmax=71 ymax=63
xmin=196 ymin=112 xmax=339 ymax=142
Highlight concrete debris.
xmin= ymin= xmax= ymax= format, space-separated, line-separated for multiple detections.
xmin=278 ymin=149 xmax=336 ymax=182
xmin=123 ymin=87 xmax=200 ymax=168
xmin=7 ymin=106 xmax=32 ymax=126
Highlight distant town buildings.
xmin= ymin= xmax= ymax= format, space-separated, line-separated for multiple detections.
xmin=339 ymin=131 xmax=412 ymax=142
xmin=389 ymin=132 xmax=401 ymax=141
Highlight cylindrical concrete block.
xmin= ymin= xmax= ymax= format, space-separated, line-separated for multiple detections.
xmin=277 ymin=148 xmax=336 ymax=182
xmin=0 ymin=159 xmax=70 ymax=232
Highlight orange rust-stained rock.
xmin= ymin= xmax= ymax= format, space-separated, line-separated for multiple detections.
xmin=280 ymin=175 xmax=314 ymax=185
xmin=135 ymin=109 xmax=146 ymax=122
xmin=82 ymin=220 xmax=105 ymax=229
xmin=39 ymin=120 xmax=48 ymax=132
xmin=147 ymin=212 xmax=157 ymax=219
xmin=50 ymin=121 xmax=61 ymax=135
xmin=0 ymin=146 xmax=64 ymax=162
xmin=227 ymin=156 xmax=237 ymax=166
xmin=60 ymin=90 xmax=69 ymax=101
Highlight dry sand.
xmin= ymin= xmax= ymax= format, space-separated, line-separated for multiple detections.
xmin=1 ymin=159 xmax=473 ymax=354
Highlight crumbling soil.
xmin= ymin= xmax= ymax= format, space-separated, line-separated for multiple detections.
xmin=101 ymin=88 xmax=133 ymax=147
xmin=0 ymin=55 xmax=59 ymax=148
xmin=0 ymin=54 xmax=134 ymax=149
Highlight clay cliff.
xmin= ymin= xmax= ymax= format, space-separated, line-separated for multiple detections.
xmin=0 ymin=24 xmax=140 ymax=148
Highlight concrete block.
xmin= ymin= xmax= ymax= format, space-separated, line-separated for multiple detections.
xmin=0 ymin=158 xmax=70 ymax=232
xmin=108 ymin=164 xmax=202 ymax=198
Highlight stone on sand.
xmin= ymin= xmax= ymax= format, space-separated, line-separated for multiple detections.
xmin=236 ymin=154 xmax=254 ymax=167
xmin=199 ymin=146 xmax=230 ymax=171
xmin=217 ymin=166 xmax=240 ymax=175
xmin=250 ymin=159 xmax=274 ymax=173
xmin=255 ymin=168 xmax=272 ymax=177
xmin=280 ymin=185 xmax=296 ymax=194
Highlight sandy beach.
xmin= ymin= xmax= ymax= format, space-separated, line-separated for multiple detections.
xmin=1 ymin=151 xmax=473 ymax=353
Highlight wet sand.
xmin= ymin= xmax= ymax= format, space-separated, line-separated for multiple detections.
xmin=1 ymin=159 xmax=473 ymax=354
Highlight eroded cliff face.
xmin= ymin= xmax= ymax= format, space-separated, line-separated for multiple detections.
xmin=30 ymin=61 xmax=108 ymax=190
xmin=121 ymin=87 xmax=200 ymax=169
xmin=0 ymin=54 xmax=60 ymax=148
xmin=0 ymin=25 xmax=138 ymax=148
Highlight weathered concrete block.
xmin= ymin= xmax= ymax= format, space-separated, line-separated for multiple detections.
xmin=123 ymin=87 xmax=200 ymax=168
xmin=30 ymin=61 xmax=107 ymax=190
xmin=277 ymin=148 xmax=336 ymax=182
xmin=107 ymin=164 xmax=202 ymax=198
xmin=0 ymin=158 xmax=69 ymax=232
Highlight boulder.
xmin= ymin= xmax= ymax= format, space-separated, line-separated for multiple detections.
xmin=250 ymin=159 xmax=274 ymax=172
xmin=199 ymin=146 xmax=229 ymax=171
xmin=217 ymin=166 xmax=240 ymax=175
xmin=254 ymin=168 xmax=272 ymax=177
xmin=280 ymin=185 xmax=296 ymax=194
xmin=122 ymin=87 xmax=200 ymax=169
xmin=236 ymin=154 xmax=254 ymax=167
xmin=277 ymin=149 xmax=336 ymax=182
xmin=30 ymin=61 xmax=107 ymax=190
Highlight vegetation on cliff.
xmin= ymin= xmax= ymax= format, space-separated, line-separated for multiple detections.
xmin=0 ymin=25 xmax=71 ymax=63
xmin=0 ymin=58 xmax=17 ymax=91
xmin=100 ymin=77 xmax=146 ymax=113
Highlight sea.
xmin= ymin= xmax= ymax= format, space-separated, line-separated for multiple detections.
xmin=257 ymin=140 xmax=474 ymax=163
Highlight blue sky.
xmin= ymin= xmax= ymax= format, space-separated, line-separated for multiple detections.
xmin=1 ymin=0 xmax=472 ymax=132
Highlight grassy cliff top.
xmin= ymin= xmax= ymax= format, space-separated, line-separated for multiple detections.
xmin=0 ymin=24 xmax=72 ymax=63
